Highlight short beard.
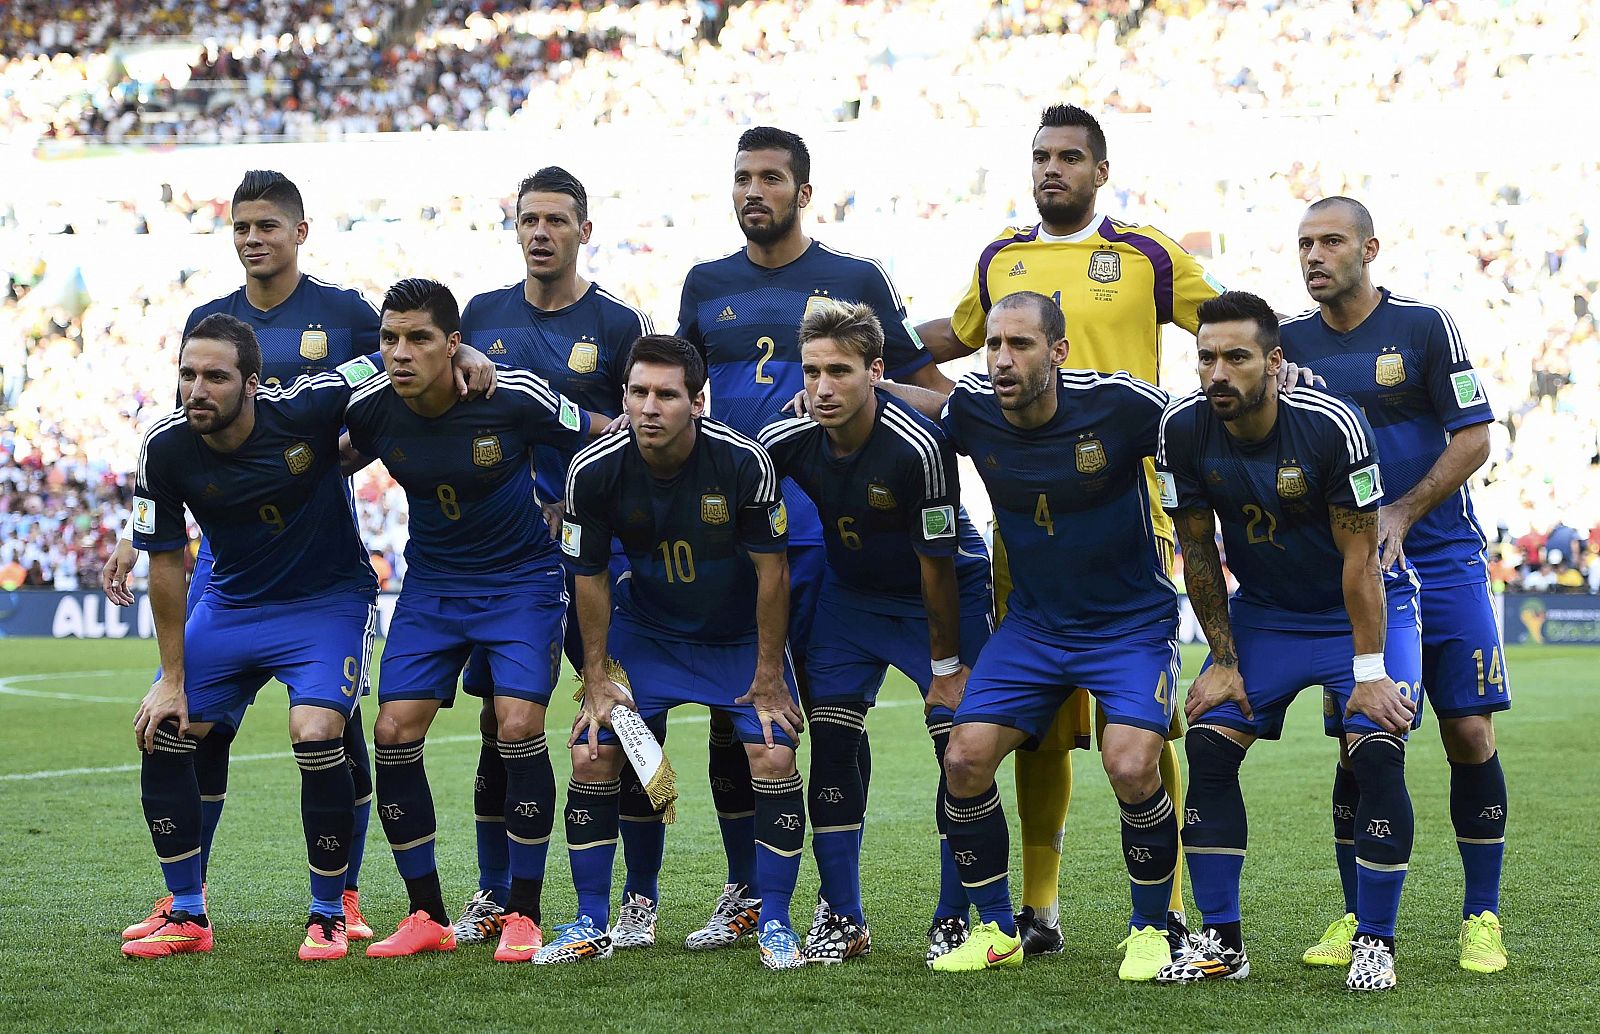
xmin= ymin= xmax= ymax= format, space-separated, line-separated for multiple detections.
xmin=186 ymin=395 xmax=243 ymax=434
xmin=740 ymin=199 xmax=799 ymax=246
xmin=1211 ymin=379 xmax=1270 ymax=423
xmin=998 ymin=367 xmax=1054 ymax=412
xmin=1034 ymin=190 xmax=1092 ymax=230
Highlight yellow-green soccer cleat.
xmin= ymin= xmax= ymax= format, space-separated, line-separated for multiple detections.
xmin=1118 ymin=925 xmax=1172 ymax=982
xmin=1303 ymin=913 xmax=1358 ymax=967
xmin=1460 ymin=912 xmax=1508 ymax=973
xmin=930 ymin=920 xmax=1023 ymax=973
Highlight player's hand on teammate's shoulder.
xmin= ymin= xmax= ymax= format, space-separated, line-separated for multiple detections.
xmin=134 ymin=672 xmax=188 ymax=752
xmin=1185 ymin=659 xmax=1252 ymax=725
xmin=1346 ymin=674 xmax=1416 ymax=735
xmin=1277 ymin=361 xmax=1324 ymax=390
xmin=601 ymin=412 xmax=630 ymax=435
xmin=781 ymin=387 xmax=813 ymax=419
xmin=102 ymin=538 xmax=137 ymax=608
xmin=451 ymin=343 xmax=497 ymax=400
xmin=737 ymin=667 xmax=803 ymax=747
xmin=926 ymin=665 xmax=970 ymax=716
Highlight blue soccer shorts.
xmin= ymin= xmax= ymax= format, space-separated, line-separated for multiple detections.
xmin=382 ymin=573 xmax=567 ymax=707
xmin=595 ymin=621 xmax=801 ymax=748
xmin=955 ymin=619 xmax=1181 ymax=747
xmin=1420 ymin=578 xmax=1511 ymax=719
xmin=183 ymin=592 xmax=376 ymax=730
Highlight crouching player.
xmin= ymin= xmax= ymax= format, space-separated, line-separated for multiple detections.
xmin=759 ymin=299 xmax=992 ymax=965
xmin=549 ymin=334 xmax=809 ymax=970
xmin=333 ymin=279 xmax=603 ymax=962
xmin=1154 ymin=292 xmax=1421 ymax=991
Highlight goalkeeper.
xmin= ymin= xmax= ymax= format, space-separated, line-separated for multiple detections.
xmin=554 ymin=334 xmax=809 ymax=971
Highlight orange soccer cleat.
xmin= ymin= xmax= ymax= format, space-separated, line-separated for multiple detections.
xmin=121 ymin=912 xmax=214 ymax=958
xmin=366 ymin=911 xmax=457 ymax=958
xmin=341 ymin=890 xmax=373 ymax=941
xmin=493 ymin=913 xmax=544 ymax=963
xmin=299 ymin=914 xmax=349 ymax=961
xmin=123 ymin=885 xmax=207 ymax=940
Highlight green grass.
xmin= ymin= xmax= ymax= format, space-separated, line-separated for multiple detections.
xmin=1 ymin=640 xmax=1590 ymax=1032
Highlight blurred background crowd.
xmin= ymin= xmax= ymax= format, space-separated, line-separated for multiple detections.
xmin=1 ymin=0 xmax=1595 ymax=594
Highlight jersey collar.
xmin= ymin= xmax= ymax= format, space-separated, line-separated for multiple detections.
xmin=1036 ymin=214 xmax=1105 ymax=244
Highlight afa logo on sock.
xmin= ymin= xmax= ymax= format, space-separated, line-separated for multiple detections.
xmin=1126 ymin=846 xmax=1152 ymax=863
xmin=379 ymin=804 xmax=405 ymax=820
xmin=953 ymin=850 xmax=977 ymax=866
xmin=149 ymin=817 xmax=176 ymax=835
xmin=1366 ymin=819 xmax=1392 ymax=838
xmin=774 ymin=813 xmax=802 ymax=831
xmin=816 ymin=786 xmax=844 ymax=804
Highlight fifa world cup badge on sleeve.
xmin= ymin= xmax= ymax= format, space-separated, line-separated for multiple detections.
xmin=337 ymin=354 xmax=379 ymax=387
xmin=133 ymin=496 xmax=156 ymax=535
xmin=1451 ymin=370 xmax=1486 ymax=408
xmin=769 ymin=502 xmax=788 ymax=536
xmin=559 ymin=397 xmax=583 ymax=432
xmin=921 ymin=505 xmax=955 ymax=539
xmin=561 ymin=522 xmax=581 ymax=557
xmin=1156 ymin=472 xmax=1178 ymax=509
xmin=1349 ymin=464 xmax=1384 ymax=506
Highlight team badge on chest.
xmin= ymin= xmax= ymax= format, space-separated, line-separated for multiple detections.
xmin=472 ymin=435 xmax=502 ymax=467
xmin=1074 ymin=437 xmax=1107 ymax=474
xmin=300 ymin=329 xmax=328 ymax=361
xmin=701 ymin=493 xmax=730 ymax=525
xmin=1276 ymin=465 xmax=1308 ymax=499
xmin=867 ymin=483 xmax=897 ymax=510
xmin=284 ymin=443 xmax=314 ymax=475
xmin=568 ymin=340 xmax=598 ymax=374
xmin=1087 ymin=250 xmax=1121 ymax=284
xmin=1375 ymin=352 xmax=1406 ymax=387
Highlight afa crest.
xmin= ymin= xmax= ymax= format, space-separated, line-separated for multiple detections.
xmin=284 ymin=443 xmax=313 ymax=475
xmin=1074 ymin=437 xmax=1107 ymax=474
xmin=299 ymin=329 xmax=328 ymax=361
xmin=1276 ymin=465 xmax=1308 ymax=499
xmin=1087 ymin=250 xmax=1121 ymax=284
xmin=1375 ymin=352 xmax=1406 ymax=387
xmin=568 ymin=340 xmax=599 ymax=374
xmin=803 ymin=293 xmax=833 ymax=321
xmin=867 ymin=483 xmax=897 ymax=510
xmin=701 ymin=493 xmax=730 ymax=525
xmin=472 ymin=435 xmax=502 ymax=467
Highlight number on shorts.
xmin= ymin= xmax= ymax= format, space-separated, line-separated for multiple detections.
xmin=1155 ymin=671 xmax=1169 ymax=707
xmin=340 ymin=656 xmax=359 ymax=697
xmin=1472 ymin=647 xmax=1504 ymax=697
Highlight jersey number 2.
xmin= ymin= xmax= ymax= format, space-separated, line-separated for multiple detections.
xmin=754 ymin=336 xmax=775 ymax=384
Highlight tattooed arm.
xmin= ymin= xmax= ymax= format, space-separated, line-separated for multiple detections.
xmin=1174 ymin=505 xmax=1251 ymax=723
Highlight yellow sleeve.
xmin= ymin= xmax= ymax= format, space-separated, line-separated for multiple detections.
xmin=1163 ymin=233 xmax=1224 ymax=336
xmin=949 ymin=256 xmax=989 ymax=351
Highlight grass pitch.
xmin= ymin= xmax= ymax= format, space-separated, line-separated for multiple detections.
xmin=1 ymin=639 xmax=1590 ymax=1032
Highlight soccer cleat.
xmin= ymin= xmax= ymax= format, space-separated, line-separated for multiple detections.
xmin=342 ymin=890 xmax=373 ymax=941
xmin=1156 ymin=927 xmax=1250 ymax=982
xmin=533 ymin=916 xmax=613 ymax=965
xmin=802 ymin=911 xmax=871 ymax=964
xmin=1166 ymin=910 xmax=1191 ymax=955
xmin=1117 ymin=925 xmax=1173 ymax=981
xmin=366 ymin=911 xmax=456 ymax=957
xmin=1346 ymin=934 xmax=1397 ymax=991
xmin=123 ymin=886 xmax=206 ymax=940
xmin=683 ymin=883 xmax=762 ymax=950
xmin=1015 ymin=904 xmax=1064 ymax=957
xmin=492 ymin=912 xmax=543 ymax=963
xmin=299 ymin=913 xmax=348 ymax=961
xmin=121 ymin=911 xmax=213 ymax=958
xmin=930 ymin=920 xmax=1023 ymax=972
xmin=758 ymin=919 xmax=804 ymax=971
xmin=1302 ymin=912 xmax=1358 ymax=967
xmin=806 ymin=897 xmax=832 ymax=947
xmin=609 ymin=892 xmax=658 ymax=950
xmin=1459 ymin=912 xmax=1508 ymax=973
xmin=925 ymin=915 xmax=970 ymax=967
xmin=451 ymin=889 xmax=506 ymax=945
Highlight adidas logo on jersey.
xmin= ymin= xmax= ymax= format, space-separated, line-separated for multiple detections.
xmin=715 ymin=306 xmax=737 ymax=322
xmin=488 ymin=339 xmax=507 ymax=355
xmin=1009 ymin=260 xmax=1027 ymax=277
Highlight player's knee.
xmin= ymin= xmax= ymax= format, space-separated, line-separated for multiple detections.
xmin=1102 ymin=753 xmax=1161 ymax=802
xmin=1439 ymin=713 xmax=1495 ymax=764
xmin=477 ymin=699 xmax=499 ymax=738
xmin=494 ymin=706 xmax=544 ymax=743
xmin=1183 ymin=727 xmax=1247 ymax=787
xmin=570 ymin=748 xmax=623 ymax=784
xmin=290 ymin=706 xmax=345 ymax=744
xmin=744 ymin=743 xmax=798 ymax=781
xmin=943 ymin=733 xmax=999 ymax=797
xmin=373 ymin=709 xmax=422 ymax=745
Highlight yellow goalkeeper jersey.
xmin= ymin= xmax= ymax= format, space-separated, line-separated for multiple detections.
xmin=951 ymin=213 xmax=1223 ymax=542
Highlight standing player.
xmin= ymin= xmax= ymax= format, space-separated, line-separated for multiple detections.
xmin=758 ymin=300 xmax=993 ymax=965
xmin=124 ymin=314 xmax=379 ymax=959
xmin=676 ymin=126 xmax=947 ymax=948
xmin=1282 ymin=198 xmax=1509 ymax=973
xmin=545 ymin=335 xmax=807 ymax=970
xmin=913 ymin=105 xmax=1221 ymax=953
xmin=450 ymin=167 xmax=662 ymax=950
xmin=334 ymin=279 xmax=599 ymax=963
xmin=1153 ymin=291 xmax=1421 ymax=991
xmin=107 ymin=171 xmax=491 ymax=943
xmin=930 ymin=293 xmax=1182 ymax=982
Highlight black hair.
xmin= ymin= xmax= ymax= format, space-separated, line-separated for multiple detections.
xmin=992 ymin=290 xmax=1066 ymax=344
xmin=736 ymin=126 xmax=811 ymax=184
xmin=231 ymin=169 xmax=305 ymax=222
xmin=515 ymin=165 xmax=588 ymax=222
xmin=1306 ymin=195 xmax=1376 ymax=240
xmin=624 ymin=334 xmax=707 ymax=396
xmin=1037 ymin=104 xmax=1108 ymax=163
xmin=382 ymin=278 xmax=460 ymax=337
xmin=1197 ymin=291 xmax=1281 ymax=354
xmin=182 ymin=313 xmax=262 ymax=382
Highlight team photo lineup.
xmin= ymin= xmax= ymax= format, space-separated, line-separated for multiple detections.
xmin=98 ymin=94 xmax=1520 ymax=995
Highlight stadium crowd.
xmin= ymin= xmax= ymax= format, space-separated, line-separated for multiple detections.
xmin=1 ymin=0 xmax=1596 ymax=594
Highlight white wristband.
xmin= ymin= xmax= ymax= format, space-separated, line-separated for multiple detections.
xmin=120 ymin=507 xmax=137 ymax=543
xmin=931 ymin=656 xmax=962 ymax=677
xmin=1352 ymin=653 xmax=1387 ymax=683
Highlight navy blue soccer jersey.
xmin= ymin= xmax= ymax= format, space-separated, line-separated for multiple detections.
xmin=939 ymin=369 xmax=1177 ymax=642
xmin=1279 ymin=289 xmax=1494 ymax=587
xmin=184 ymin=274 xmax=379 ymax=388
xmin=562 ymin=418 xmax=787 ymax=644
xmin=758 ymin=390 xmax=988 ymax=617
xmin=345 ymin=367 xmax=588 ymax=596
xmin=676 ymin=241 xmax=933 ymax=547
xmin=132 ymin=368 xmax=377 ymax=606
xmin=460 ymin=281 xmax=652 ymax=502
xmin=1156 ymin=386 xmax=1409 ymax=631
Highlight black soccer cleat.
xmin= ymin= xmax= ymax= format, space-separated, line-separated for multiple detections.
xmin=1015 ymin=905 xmax=1064 ymax=957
